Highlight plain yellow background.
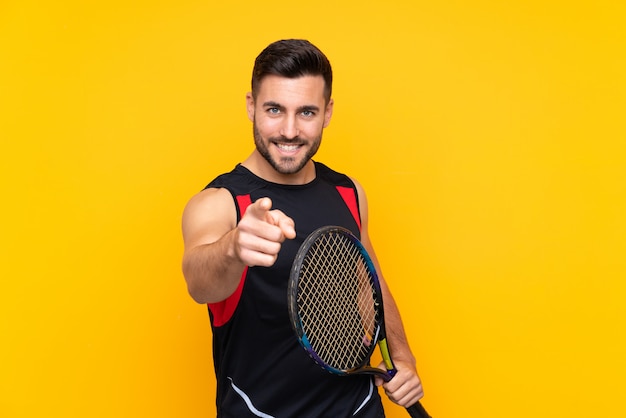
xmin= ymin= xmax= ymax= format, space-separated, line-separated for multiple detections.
xmin=1 ymin=1 xmax=625 ymax=417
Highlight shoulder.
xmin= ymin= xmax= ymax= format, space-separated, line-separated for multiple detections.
xmin=347 ymin=175 xmax=365 ymax=196
xmin=182 ymin=187 xmax=235 ymax=226
xmin=185 ymin=187 xmax=233 ymax=212
xmin=313 ymin=161 xmax=368 ymax=208
xmin=204 ymin=164 xmax=263 ymax=193
xmin=347 ymin=176 xmax=370 ymax=225
xmin=182 ymin=187 xmax=237 ymax=246
xmin=314 ymin=161 xmax=355 ymax=189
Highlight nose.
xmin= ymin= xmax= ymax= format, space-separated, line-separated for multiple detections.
xmin=279 ymin=115 xmax=300 ymax=139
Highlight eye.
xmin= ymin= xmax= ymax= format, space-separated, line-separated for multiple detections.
xmin=267 ymin=107 xmax=280 ymax=115
xmin=301 ymin=110 xmax=316 ymax=117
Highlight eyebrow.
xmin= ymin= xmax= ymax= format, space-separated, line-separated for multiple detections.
xmin=262 ymin=101 xmax=321 ymax=113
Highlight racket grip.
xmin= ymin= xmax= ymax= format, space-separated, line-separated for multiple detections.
xmin=406 ymin=401 xmax=431 ymax=418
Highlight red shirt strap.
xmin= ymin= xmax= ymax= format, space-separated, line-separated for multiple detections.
xmin=235 ymin=194 xmax=252 ymax=220
xmin=336 ymin=186 xmax=361 ymax=231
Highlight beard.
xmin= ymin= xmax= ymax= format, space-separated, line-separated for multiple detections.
xmin=253 ymin=121 xmax=322 ymax=175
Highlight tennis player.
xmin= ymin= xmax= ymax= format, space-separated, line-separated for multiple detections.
xmin=182 ymin=39 xmax=424 ymax=417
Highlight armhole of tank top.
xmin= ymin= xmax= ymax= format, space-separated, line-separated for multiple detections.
xmin=336 ymin=185 xmax=362 ymax=231
xmin=207 ymin=194 xmax=252 ymax=327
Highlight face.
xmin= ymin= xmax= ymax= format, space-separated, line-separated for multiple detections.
xmin=247 ymin=75 xmax=333 ymax=177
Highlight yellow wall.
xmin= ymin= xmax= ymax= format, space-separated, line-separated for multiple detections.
xmin=1 ymin=1 xmax=625 ymax=417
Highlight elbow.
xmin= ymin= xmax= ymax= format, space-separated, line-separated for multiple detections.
xmin=187 ymin=284 xmax=210 ymax=305
xmin=183 ymin=270 xmax=214 ymax=304
xmin=184 ymin=270 xmax=223 ymax=305
xmin=182 ymin=262 xmax=211 ymax=304
xmin=182 ymin=254 xmax=242 ymax=304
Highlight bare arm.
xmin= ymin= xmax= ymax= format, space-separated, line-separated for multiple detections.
xmin=181 ymin=189 xmax=295 ymax=304
xmin=351 ymin=178 xmax=424 ymax=407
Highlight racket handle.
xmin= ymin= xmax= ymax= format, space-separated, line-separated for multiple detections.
xmin=406 ymin=401 xmax=431 ymax=418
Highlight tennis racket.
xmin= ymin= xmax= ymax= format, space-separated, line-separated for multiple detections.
xmin=288 ymin=226 xmax=430 ymax=418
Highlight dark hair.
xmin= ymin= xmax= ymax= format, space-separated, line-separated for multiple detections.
xmin=251 ymin=39 xmax=333 ymax=102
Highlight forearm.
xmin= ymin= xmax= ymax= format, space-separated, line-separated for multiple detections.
xmin=182 ymin=229 xmax=247 ymax=304
xmin=381 ymin=279 xmax=416 ymax=367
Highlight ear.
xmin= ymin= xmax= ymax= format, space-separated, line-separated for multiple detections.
xmin=323 ymin=98 xmax=334 ymax=128
xmin=246 ymin=92 xmax=255 ymax=122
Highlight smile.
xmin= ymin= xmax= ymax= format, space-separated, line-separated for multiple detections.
xmin=275 ymin=143 xmax=302 ymax=153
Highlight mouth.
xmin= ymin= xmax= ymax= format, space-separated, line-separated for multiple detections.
xmin=274 ymin=142 xmax=303 ymax=155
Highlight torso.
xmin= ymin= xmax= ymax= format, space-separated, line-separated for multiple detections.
xmin=203 ymin=162 xmax=384 ymax=418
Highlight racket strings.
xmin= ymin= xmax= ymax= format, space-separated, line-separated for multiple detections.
xmin=297 ymin=232 xmax=379 ymax=370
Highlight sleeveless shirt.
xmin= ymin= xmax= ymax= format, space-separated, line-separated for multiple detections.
xmin=203 ymin=162 xmax=385 ymax=418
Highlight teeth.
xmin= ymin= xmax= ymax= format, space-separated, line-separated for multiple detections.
xmin=277 ymin=144 xmax=299 ymax=152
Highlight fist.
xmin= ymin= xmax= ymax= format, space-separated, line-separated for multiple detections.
xmin=235 ymin=197 xmax=296 ymax=267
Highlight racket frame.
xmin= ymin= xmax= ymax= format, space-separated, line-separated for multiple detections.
xmin=288 ymin=225 xmax=396 ymax=379
xmin=289 ymin=225 xmax=432 ymax=418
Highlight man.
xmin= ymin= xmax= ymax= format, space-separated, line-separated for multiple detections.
xmin=182 ymin=39 xmax=424 ymax=417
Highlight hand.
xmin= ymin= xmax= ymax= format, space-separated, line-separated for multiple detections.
xmin=235 ymin=197 xmax=296 ymax=267
xmin=374 ymin=360 xmax=424 ymax=408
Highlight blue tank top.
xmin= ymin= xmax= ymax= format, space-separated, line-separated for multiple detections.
xmin=203 ymin=162 xmax=385 ymax=418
